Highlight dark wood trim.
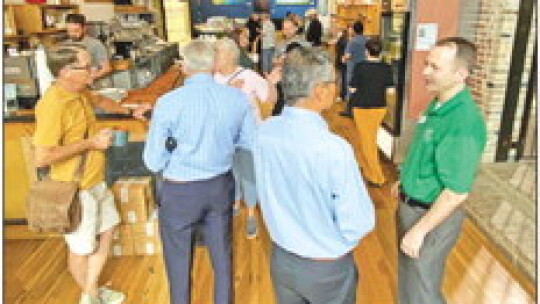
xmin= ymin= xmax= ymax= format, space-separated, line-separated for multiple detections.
xmin=4 ymin=219 xmax=27 ymax=225
xmin=516 ymin=40 xmax=536 ymax=160
xmin=495 ymin=0 xmax=535 ymax=161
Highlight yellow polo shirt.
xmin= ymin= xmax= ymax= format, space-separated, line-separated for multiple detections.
xmin=33 ymin=84 xmax=105 ymax=189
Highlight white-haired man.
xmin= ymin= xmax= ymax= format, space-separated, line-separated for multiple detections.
xmin=213 ymin=37 xmax=278 ymax=239
xmin=143 ymin=39 xmax=256 ymax=304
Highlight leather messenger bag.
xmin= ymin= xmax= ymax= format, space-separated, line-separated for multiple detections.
xmin=27 ymin=137 xmax=88 ymax=234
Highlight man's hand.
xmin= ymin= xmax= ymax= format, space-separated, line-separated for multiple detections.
xmin=131 ymin=103 xmax=152 ymax=121
xmin=265 ymin=66 xmax=282 ymax=85
xmin=400 ymin=226 xmax=427 ymax=259
xmin=89 ymin=129 xmax=113 ymax=150
xmin=391 ymin=181 xmax=400 ymax=198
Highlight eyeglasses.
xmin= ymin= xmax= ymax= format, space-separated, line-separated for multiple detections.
xmin=69 ymin=64 xmax=91 ymax=71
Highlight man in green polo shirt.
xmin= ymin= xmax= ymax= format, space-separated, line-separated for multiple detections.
xmin=391 ymin=37 xmax=487 ymax=304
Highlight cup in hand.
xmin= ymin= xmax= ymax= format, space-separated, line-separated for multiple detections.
xmin=112 ymin=128 xmax=129 ymax=147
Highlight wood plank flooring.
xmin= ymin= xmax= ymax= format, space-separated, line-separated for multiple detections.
xmin=4 ymin=102 xmax=535 ymax=304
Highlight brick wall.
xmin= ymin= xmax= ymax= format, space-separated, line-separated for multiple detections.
xmin=459 ymin=0 xmax=536 ymax=162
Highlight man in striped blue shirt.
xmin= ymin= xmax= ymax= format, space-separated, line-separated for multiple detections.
xmin=253 ymin=47 xmax=375 ymax=304
xmin=143 ymin=40 xmax=256 ymax=304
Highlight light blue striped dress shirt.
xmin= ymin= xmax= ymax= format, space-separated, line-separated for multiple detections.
xmin=143 ymin=73 xmax=256 ymax=181
xmin=253 ymin=107 xmax=375 ymax=259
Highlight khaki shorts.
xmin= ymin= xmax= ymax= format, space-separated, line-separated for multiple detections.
xmin=64 ymin=182 xmax=121 ymax=255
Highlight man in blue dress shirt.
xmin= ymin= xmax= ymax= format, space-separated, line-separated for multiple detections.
xmin=143 ymin=40 xmax=256 ymax=304
xmin=253 ymin=46 xmax=375 ymax=304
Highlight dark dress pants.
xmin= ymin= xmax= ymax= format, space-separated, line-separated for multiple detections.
xmin=271 ymin=244 xmax=358 ymax=304
xmin=158 ymin=172 xmax=234 ymax=304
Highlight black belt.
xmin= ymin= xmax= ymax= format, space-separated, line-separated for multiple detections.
xmin=399 ymin=191 xmax=432 ymax=210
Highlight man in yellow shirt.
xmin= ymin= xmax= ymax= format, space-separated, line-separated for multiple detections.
xmin=33 ymin=45 xmax=149 ymax=304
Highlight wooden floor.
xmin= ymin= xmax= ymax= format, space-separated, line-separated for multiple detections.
xmin=4 ymin=103 xmax=535 ymax=304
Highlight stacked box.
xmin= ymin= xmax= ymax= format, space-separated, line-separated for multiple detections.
xmin=112 ymin=177 xmax=155 ymax=224
xmin=111 ymin=217 xmax=162 ymax=257
xmin=132 ymin=220 xmax=162 ymax=255
xmin=111 ymin=224 xmax=135 ymax=256
xmin=110 ymin=176 xmax=162 ymax=257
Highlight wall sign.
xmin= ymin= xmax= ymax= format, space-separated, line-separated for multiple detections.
xmin=415 ymin=23 xmax=438 ymax=51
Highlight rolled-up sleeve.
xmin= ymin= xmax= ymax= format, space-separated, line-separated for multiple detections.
xmin=330 ymin=141 xmax=375 ymax=244
xmin=143 ymin=96 xmax=174 ymax=173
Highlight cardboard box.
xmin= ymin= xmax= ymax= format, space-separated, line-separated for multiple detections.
xmin=111 ymin=224 xmax=135 ymax=257
xmin=132 ymin=220 xmax=162 ymax=255
xmin=134 ymin=237 xmax=162 ymax=255
xmin=112 ymin=177 xmax=155 ymax=224
xmin=110 ymin=218 xmax=161 ymax=256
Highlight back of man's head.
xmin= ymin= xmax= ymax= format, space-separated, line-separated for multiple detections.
xmin=215 ymin=37 xmax=240 ymax=61
xmin=282 ymin=46 xmax=334 ymax=105
xmin=181 ymin=40 xmax=215 ymax=73
xmin=435 ymin=37 xmax=477 ymax=72
xmin=46 ymin=45 xmax=86 ymax=77
xmin=352 ymin=21 xmax=364 ymax=35
xmin=65 ymin=13 xmax=86 ymax=26
xmin=365 ymin=38 xmax=382 ymax=57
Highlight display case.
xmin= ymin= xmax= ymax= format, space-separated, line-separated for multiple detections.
xmin=380 ymin=11 xmax=410 ymax=136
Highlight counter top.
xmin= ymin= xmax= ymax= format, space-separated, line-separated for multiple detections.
xmin=4 ymin=64 xmax=184 ymax=123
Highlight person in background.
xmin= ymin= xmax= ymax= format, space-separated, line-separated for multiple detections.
xmin=274 ymin=19 xmax=309 ymax=63
xmin=65 ymin=14 xmax=112 ymax=83
xmin=305 ymin=8 xmax=323 ymax=47
xmin=341 ymin=21 xmax=367 ymax=117
xmin=230 ymin=27 xmax=257 ymax=70
xmin=245 ymin=13 xmax=261 ymax=54
xmin=34 ymin=45 xmax=149 ymax=304
xmin=349 ymin=38 xmax=395 ymax=187
xmin=291 ymin=14 xmax=305 ymax=34
xmin=271 ymin=19 xmax=310 ymax=116
xmin=335 ymin=27 xmax=350 ymax=101
xmin=392 ymin=37 xmax=486 ymax=304
xmin=261 ymin=13 xmax=276 ymax=74
xmin=143 ymin=40 xmax=256 ymax=304
xmin=213 ymin=37 xmax=278 ymax=239
xmin=253 ymin=46 xmax=375 ymax=304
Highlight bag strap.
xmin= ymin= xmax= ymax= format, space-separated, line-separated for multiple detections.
xmin=72 ymin=129 xmax=89 ymax=181
xmin=226 ymin=68 xmax=245 ymax=85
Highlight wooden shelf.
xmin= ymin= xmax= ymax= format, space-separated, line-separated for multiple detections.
xmin=35 ymin=28 xmax=68 ymax=34
xmin=114 ymin=5 xmax=150 ymax=14
xmin=40 ymin=4 xmax=78 ymax=9
xmin=7 ymin=4 xmax=78 ymax=36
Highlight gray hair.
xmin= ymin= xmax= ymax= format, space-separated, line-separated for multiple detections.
xmin=181 ymin=39 xmax=215 ymax=72
xmin=46 ymin=44 xmax=87 ymax=77
xmin=214 ymin=37 xmax=240 ymax=61
xmin=281 ymin=47 xmax=335 ymax=105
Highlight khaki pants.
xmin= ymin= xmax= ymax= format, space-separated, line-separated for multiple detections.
xmin=352 ymin=107 xmax=387 ymax=184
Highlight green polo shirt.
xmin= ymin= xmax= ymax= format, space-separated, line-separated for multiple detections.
xmin=399 ymin=87 xmax=487 ymax=203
